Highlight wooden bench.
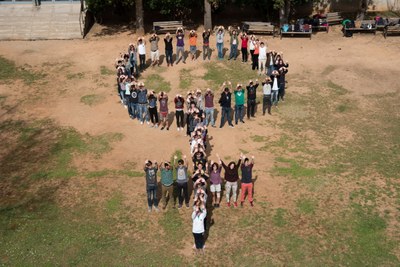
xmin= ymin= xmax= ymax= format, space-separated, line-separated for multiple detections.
xmin=326 ymin=12 xmax=343 ymax=25
xmin=377 ymin=18 xmax=400 ymax=30
xmin=343 ymin=20 xmax=377 ymax=36
xmin=242 ymin=21 xmax=277 ymax=37
xmin=153 ymin=21 xmax=183 ymax=34
xmin=280 ymin=27 xmax=312 ymax=39
xmin=384 ymin=24 xmax=400 ymax=38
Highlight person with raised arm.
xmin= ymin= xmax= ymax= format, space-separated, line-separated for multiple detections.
xmin=233 ymin=83 xmax=245 ymax=125
xmin=240 ymin=154 xmax=255 ymax=207
xmin=160 ymin=160 xmax=174 ymax=210
xmin=209 ymin=159 xmax=222 ymax=208
xmin=216 ymin=153 xmax=241 ymax=207
xmin=174 ymin=155 xmax=190 ymax=208
xmin=246 ymin=79 xmax=259 ymax=119
xmin=218 ymin=81 xmax=234 ymax=128
xmin=144 ymin=160 xmax=159 ymax=212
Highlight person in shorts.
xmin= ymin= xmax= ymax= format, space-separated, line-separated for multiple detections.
xmin=149 ymin=33 xmax=160 ymax=66
xmin=209 ymin=160 xmax=222 ymax=208
xmin=189 ymin=30 xmax=198 ymax=61
xmin=158 ymin=91 xmax=169 ymax=130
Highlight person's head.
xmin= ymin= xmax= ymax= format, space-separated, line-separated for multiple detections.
xmin=224 ymin=87 xmax=229 ymax=93
xmin=196 ymin=89 xmax=202 ymax=96
xmin=190 ymin=101 xmax=196 ymax=108
xmin=138 ymin=37 xmax=143 ymax=43
xmin=178 ymin=159 xmax=184 ymax=166
xmin=229 ymin=161 xmax=236 ymax=169
xmin=197 ymin=162 xmax=203 ymax=170
xmin=265 ymin=77 xmax=272 ymax=83
xmin=146 ymin=160 xmax=153 ymax=167
xmin=260 ymin=42 xmax=264 ymax=47
xmin=244 ymin=158 xmax=250 ymax=166
xmin=212 ymin=162 xmax=219 ymax=171
xmin=139 ymin=82 xmax=145 ymax=89
xmin=278 ymin=59 xmax=284 ymax=65
xmin=206 ymin=88 xmax=212 ymax=94
xmin=272 ymin=70 xmax=279 ymax=76
xmin=195 ymin=152 xmax=202 ymax=159
xmin=164 ymin=162 xmax=171 ymax=170
xmin=236 ymin=84 xmax=242 ymax=90
xmin=232 ymin=30 xmax=237 ymax=35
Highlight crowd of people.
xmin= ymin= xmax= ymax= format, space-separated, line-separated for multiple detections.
xmin=114 ymin=26 xmax=290 ymax=254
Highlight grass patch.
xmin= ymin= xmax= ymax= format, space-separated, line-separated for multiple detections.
xmin=100 ymin=65 xmax=114 ymax=75
xmin=296 ymin=197 xmax=317 ymax=214
xmin=158 ymin=209 xmax=185 ymax=247
xmin=0 ymin=56 xmax=46 ymax=85
xmin=80 ymin=94 xmax=105 ymax=106
xmin=105 ymin=192 xmax=123 ymax=214
xmin=327 ymin=80 xmax=349 ymax=95
xmin=179 ymin=68 xmax=193 ymax=90
xmin=66 ymin=72 xmax=85 ymax=80
xmin=273 ymin=157 xmax=318 ymax=178
xmin=273 ymin=208 xmax=288 ymax=227
xmin=144 ymin=74 xmax=171 ymax=93
xmin=321 ymin=65 xmax=336 ymax=76
xmin=251 ymin=135 xmax=266 ymax=142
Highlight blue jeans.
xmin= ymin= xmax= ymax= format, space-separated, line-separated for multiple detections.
xmin=130 ymin=61 xmax=138 ymax=77
xmin=234 ymin=104 xmax=244 ymax=123
xmin=217 ymin=42 xmax=223 ymax=59
xmin=176 ymin=46 xmax=185 ymax=62
xmin=229 ymin=44 xmax=238 ymax=59
xmin=138 ymin=103 xmax=149 ymax=122
xmin=267 ymin=65 xmax=275 ymax=76
xmin=165 ymin=49 xmax=173 ymax=65
xmin=220 ymin=107 xmax=232 ymax=127
xmin=272 ymin=90 xmax=279 ymax=106
xmin=147 ymin=185 xmax=158 ymax=208
xmin=205 ymin=107 xmax=215 ymax=126
xmin=129 ymin=102 xmax=139 ymax=119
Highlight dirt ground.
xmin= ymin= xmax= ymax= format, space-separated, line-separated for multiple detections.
xmin=1 ymin=23 xmax=400 ymax=263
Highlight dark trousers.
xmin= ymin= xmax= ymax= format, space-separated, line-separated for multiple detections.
xmin=165 ymin=49 xmax=173 ymax=65
xmin=262 ymin=95 xmax=272 ymax=115
xmin=252 ymin=54 xmax=259 ymax=70
xmin=147 ymin=185 xmax=158 ymax=207
xmin=177 ymin=182 xmax=189 ymax=205
xmin=241 ymin=48 xmax=248 ymax=62
xmin=139 ymin=54 xmax=146 ymax=70
xmin=148 ymin=107 xmax=159 ymax=124
xmin=278 ymin=82 xmax=285 ymax=101
xmin=193 ymin=233 xmax=204 ymax=249
xmin=220 ymin=107 xmax=232 ymax=127
xmin=247 ymin=100 xmax=256 ymax=118
xmin=250 ymin=50 xmax=254 ymax=64
xmin=175 ymin=110 xmax=184 ymax=127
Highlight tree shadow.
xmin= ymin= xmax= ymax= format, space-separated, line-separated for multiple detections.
xmin=159 ymin=54 xmax=165 ymax=66
xmin=222 ymin=47 xmax=229 ymax=58
xmin=92 ymin=24 xmax=136 ymax=37
xmin=167 ymin=111 xmax=175 ymax=129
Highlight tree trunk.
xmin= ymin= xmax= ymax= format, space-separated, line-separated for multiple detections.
xmin=136 ymin=0 xmax=144 ymax=35
xmin=357 ymin=0 xmax=368 ymax=20
xmin=204 ymin=0 xmax=212 ymax=30
xmin=279 ymin=0 xmax=290 ymax=26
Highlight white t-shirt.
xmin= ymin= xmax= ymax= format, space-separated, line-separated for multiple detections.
xmin=259 ymin=46 xmax=267 ymax=60
xmin=138 ymin=43 xmax=146 ymax=55
xmin=272 ymin=77 xmax=279 ymax=91
xmin=249 ymin=40 xmax=255 ymax=50
xmin=192 ymin=210 xmax=207 ymax=233
xmin=263 ymin=83 xmax=272 ymax=95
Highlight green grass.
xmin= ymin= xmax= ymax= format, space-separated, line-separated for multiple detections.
xmin=80 ymin=94 xmax=105 ymax=106
xmin=100 ymin=65 xmax=115 ymax=75
xmin=273 ymin=157 xmax=318 ymax=178
xmin=105 ymin=192 xmax=123 ymax=214
xmin=0 ymin=56 xmax=46 ymax=85
xmin=66 ymin=72 xmax=85 ymax=80
xmin=327 ymin=80 xmax=349 ymax=95
xmin=296 ymin=197 xmax=317 ymax=214
xmin=144 ymin=74 xmax=171 ymax=93
xmin=179 ymin=68 xmax=193 ymax=90
xmin=273 ymin=208 xmax=288 ymax=227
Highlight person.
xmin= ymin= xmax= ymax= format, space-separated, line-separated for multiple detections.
xmin=192 ymin=165 xmax=209 ymax=195
xmin=228 ymin=27 xmax=239 ymax=60
xmin=164 ymin=32 xmax=174 ymax=67
xmin=128 ymin=82 xmax=139 ymax=120
xmin=123 ymin=76 xmax=132 ymax=109
xmin=144 ymin=160 xmax=159 ymax=212
xmin=195 ymin=89 xmax=204 ymax=111
xmin=128 ymin=43 xmax=138 ymax=77
xmin=271 ymin=70 xmax=280 ymax=107
xmin=240 ymin=154 xmax=255 ymax=207
xmin=209 ymin=160 xmax=222 ymax=208
xmin=160 ymin=161 xmax=174 ymax=209
xmin=262 ymin=77 xmax=272 ymax=115
xmin=137 ymin=37 xmax=146 ymax=71
xmin=174 ymin=94 xmax=185 ymax=131
xmin=246 ymin=80 xmax=259 ymax=119
xmin=175 ymin=27 xmax=186 ymax=64
xmin=258 ymin=41 xmax=267 ymax=76
xmin=218 ymin=82 xmax=234 ymax=128
xmin=267 ymin=50 xmax=276 ymax=76
xmin=174 ymin=155 xmax=190 ymax=208
xmin=189 ymin=30 xmax=198 ymax=61
xmin=252 ymin=39 xmax=259 ymax=71
xmin=158 ymin=91 xmax=169 ymax=130
xmin=217 ymin=153 xmax=241 ymax=207
xmin=202 ymin=29 xmax=211 ymax=60
xmin=248 ymin=35 xmax=256 ymax=66
xmin=137 ymin=82 xmax=149 ymax=124
xmin=192 ymin=198 xmax=206 ymax=254
xmin=148 ymin=91 xmax=159 ymax=128
xmin=215 ymin=26 xmax=225 ymax=60
xmin=204 ymin=88 xmax=215 ymax=127
xmin=234 ymin=84 xmax=245 ymax=124
xmin=240 ymin=32 xmax=249 ymax=63
xmin=278 ymin=66 xmax=288 ymax=102
xmin=149 ymin=33 xmax=160 ymax=66
xmin=186 ymin=101 xmax=200 ymax=137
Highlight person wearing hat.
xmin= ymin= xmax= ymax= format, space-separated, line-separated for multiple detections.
xmin=218 ymin=82 xmax=234 ymax=128
xmin=160 ymin=161 xmax=175 ymax=209
xmin=217 ymin=153 xmax=242 ymax=208
xmin=137 ymin=37 xmax=146 ymax=71
xmin=137 ymin=82 xmax=149 ymax=124
xmin=246 ymin=79 xmax=259 ymax=119
xmin=158 ymin=91 xmax=169 ymax=130
xmin=228 ymin=26 xmax=239 ymax=60
xmin=216 ymin=26 xmax=225 ymax=60
xmin=202 ymin=29 xmax=212 ymax=60
xmin=144 ymin=160 xmax=159 ymax=212
xmin=262 ymin=77 xmax=272 ymax=115
xmin=175 ymin=27 xmax=186 ymax=64
xmin=189 ymin=30 xmax=198 ymax=61
xmin=234 ymin=83 xmax=245 ymax=124
xmin=148 ymin=90 xmax=159 ymax=128
xmin=174 ymin=94 xmax=185 ymax=131
xmin=278 ymin=66 xmax=288 ymax=102
xmin=149 ymin=33 xmax=160 ymax=67
xmin=164 ymin=32 xmax=174 ymax=67
xmin=204 ymin=88 xmax=215 ymax=127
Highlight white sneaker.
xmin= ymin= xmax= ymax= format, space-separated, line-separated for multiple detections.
xmin=180 ymin=127 xmax=184 ymax=131
xmin=148 ymin=207 xmax=152 ymax=212
xmin=146 ymin=121 xmax=150 ymax=125
xmin=154 ymin=207 xmax=159 ymax=212
xmin=124 ymin=105 xmax=128 ymax=109
xmin=140 ymin=121 xmax=143 ymax=125
xmin=177 ymin=127 xmax=180 ymax=131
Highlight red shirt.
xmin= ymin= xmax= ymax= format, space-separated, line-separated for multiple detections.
xmin=241 ymin=37 xmax=248 ymax=48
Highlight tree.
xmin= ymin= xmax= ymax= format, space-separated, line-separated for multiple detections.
xmin=204 ymin=0 xmax=212 ymax=30
xmin=136 ymin=0 xmax=144 ymax=35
